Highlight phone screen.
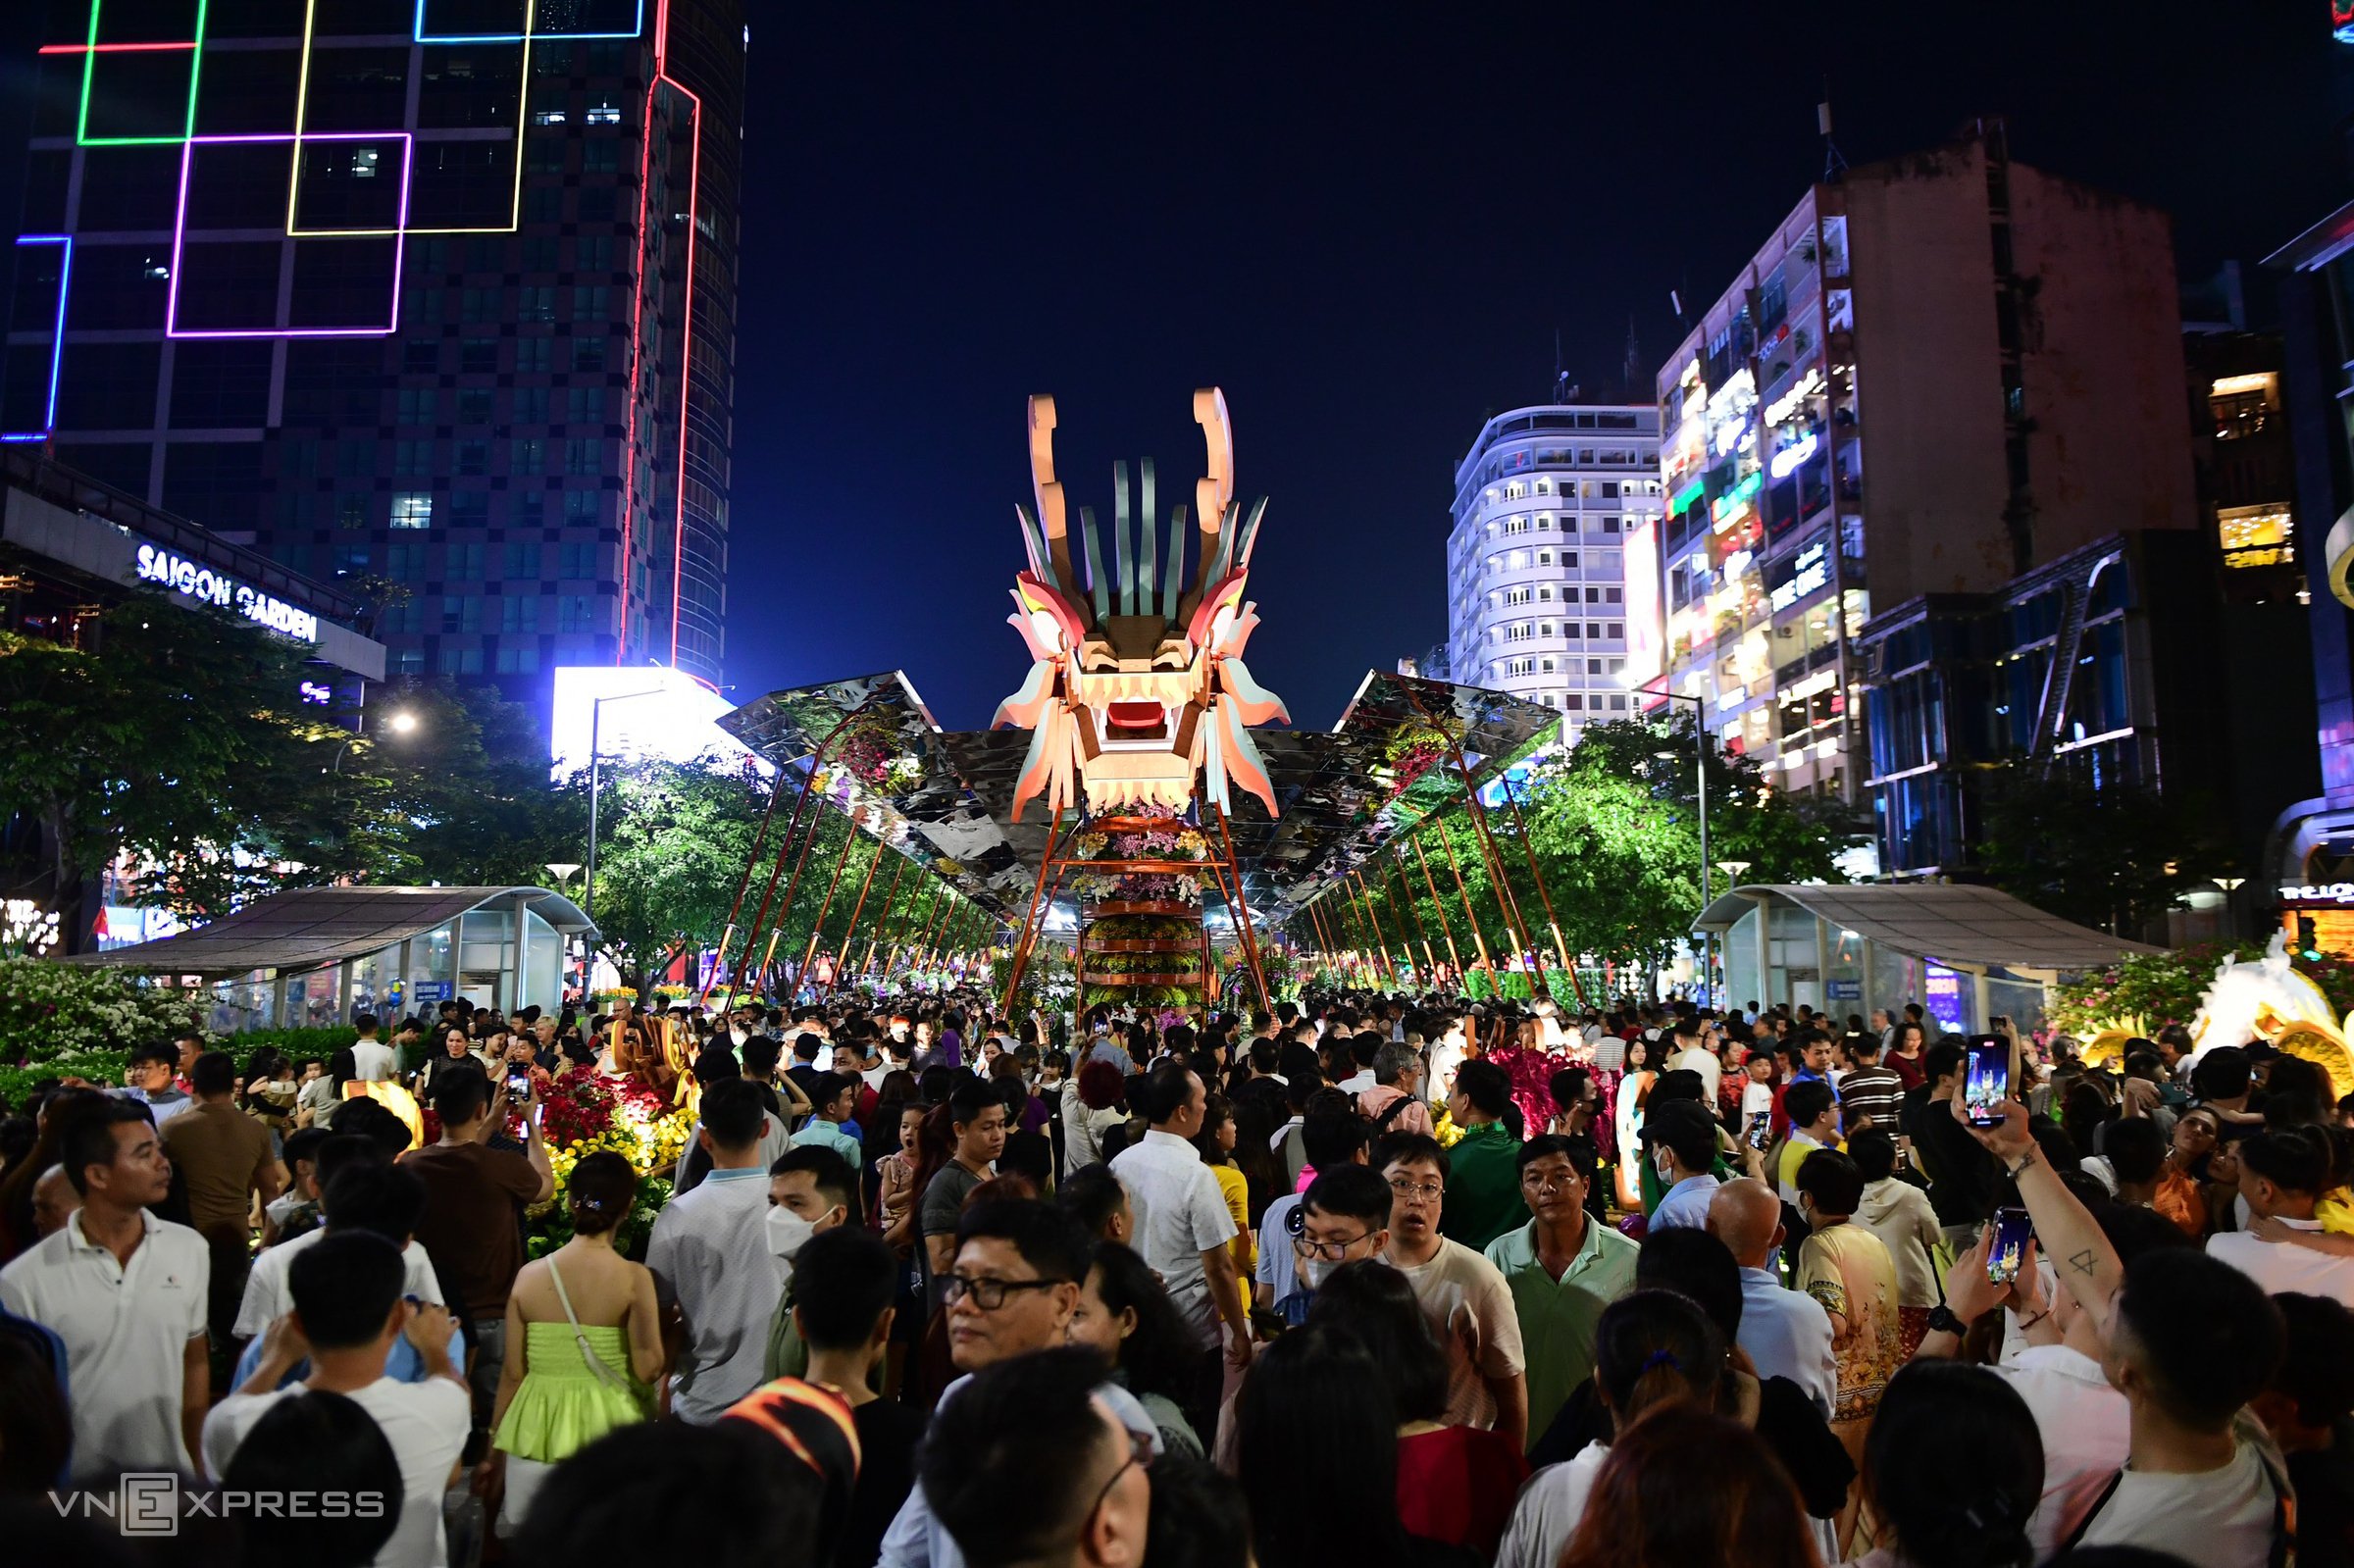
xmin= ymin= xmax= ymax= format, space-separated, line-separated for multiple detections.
xmin=1988 ymin=1205 xmax=2033 ymax=1284
xmin=1745 ymin=1111 xmax=1773 ymax=1151
xmin=1964 ymin=1034 xmax=2010 ymax=1127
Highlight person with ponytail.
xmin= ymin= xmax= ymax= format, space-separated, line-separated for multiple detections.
xmin=1846 ymin=1360 xmax=2043 ymax=1568
xmin=1494 ymin=1288 xmax=1726 ymax=1568
xmin=487 ymin=1149 xmax=663 ymax=1535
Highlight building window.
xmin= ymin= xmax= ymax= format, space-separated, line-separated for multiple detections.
xmin=1537 ymin=550 xmax=1552 ymax=565
xmin=1506 ymin=586 xmax=1532 ymax=606
xmin=563 ymin=490 xmax=602 ymax=525
xmin=502 ymin=541 xmax=538 ymax=578
xmin=390 ymin=492 xmax=434 ymax=529
xmin=396 ymin=388 xmax=436 ymax=425
xmin=456 ymin=440 xmax=489 ymax=477
xmin=449 ymin=492 xmax=489 ymax=528
xmin=1604 ymin=516 xmax=1621 ymax=533
xmin=519 ymin=285 xmax=556 ymax=323
xmin=558 ymin=542 xmax=597 ymax=579
xmin=512 ymin=437 xmax=545 ymax=473
xmin=441 ymin=595 xmax=482 ymax=633
xmin=498 ymin=596 xmax=537 ymax=632
xmin=438 ymin=646 xmax=485 ymax=675
xmin=494 ymin=644 xmax=541 ymax=674
xmin=518 ymin=337 xmax=553 ymax=375
xmin=1607 ymin=622 xmax=1623 ymax=639
xmin=564 ymin=437 xmax=600 ymax=476
xmin=557 ymin=594 xmax=598 ymax=632
xmin=1564 ymin=694 xmax=1584 ymax=710
xmin=1540 ymin=658 xmax=1554 ymax=673
xmin=1609 ymin=694 xmax=1628 ymax=710
xmin=1564 ymin=623 xmax=1582 ymax=639
xmin=1538 ymin=587 xmax=1552 ymax=601
xmin=566 ymin=385 xmax=606 ymax=424
xmin=513 ymin=386 xmax=549 ymax=425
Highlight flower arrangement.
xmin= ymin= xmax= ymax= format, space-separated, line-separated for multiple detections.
xmin=0 ymin=957 xmax=208 ymax=1063
xmin=2049 ymin=942 xmax=2265 ymax=1037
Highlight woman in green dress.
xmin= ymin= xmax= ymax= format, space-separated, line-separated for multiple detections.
xmin=488 ymin=1150 xmax=664 ymax=1535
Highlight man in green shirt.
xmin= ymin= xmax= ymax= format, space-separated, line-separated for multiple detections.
xmin=1483 ymin=1132 xmax=1639 ymax=1452
xmin=1438 ymin=1058 xmax=1525 ymax=1251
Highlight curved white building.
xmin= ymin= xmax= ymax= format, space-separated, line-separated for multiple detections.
xmin=1445 ymin=403 xmax=1664 ymax=739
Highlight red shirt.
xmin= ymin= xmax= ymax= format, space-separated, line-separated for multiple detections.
xmin=1886 ymin=1049 xmax=1926 ymax=1089
xmin=1396 ymin=1425 xmax=1527 ymax=1557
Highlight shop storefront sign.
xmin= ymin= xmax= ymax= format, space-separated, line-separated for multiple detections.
xmin=135 ymin=543 xmax=320 ymax=643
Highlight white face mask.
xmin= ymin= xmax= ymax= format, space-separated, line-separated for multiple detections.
xmin=765 ymin=1203 xmax=838 ymax=1262
xmin=1301 ymin=1255 xmax=1344 ymax=1290
xmin=1653 ymin=1146 xmax=1676 ymax=1182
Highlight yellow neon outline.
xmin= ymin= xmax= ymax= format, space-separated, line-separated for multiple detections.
xmin=285 ymin=0 xmax=536 ymax=238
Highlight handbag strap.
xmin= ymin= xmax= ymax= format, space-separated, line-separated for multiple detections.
xmin=545 ymin=1256 xmax=636 ymax=1394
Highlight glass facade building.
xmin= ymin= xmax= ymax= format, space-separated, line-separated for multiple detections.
xmin=2 ymin=0 xmax=745 ymax=715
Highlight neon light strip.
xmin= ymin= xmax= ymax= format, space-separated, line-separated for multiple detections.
xmin=75 ymin=0 xmax=208 ymax=147
xmin=617 ymin=66 xmax=660 ymax=663
xmin=0 ymin=235 xmax=73 ymax=442
xmin=169 ymin=134 xmax=411 ymax=337
xmin=667 ymin=74 xmax=700 ymax=666
xmin=291 ymin=0 xmax=537 ymax=235
xmin=413 ymin=0 xmax=644 ymax=44
xmin=41 ymin=41 xmax=198 ymax=53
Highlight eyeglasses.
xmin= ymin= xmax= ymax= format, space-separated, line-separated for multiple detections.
xmin=941 ymin=1274 xmax=1061 ymax=1311
xmin=1288 ymin=1223 xmax=1373 ymax=1261
xmin=1085 ymin=1425 xmax=1154 ymax=1525
xmin=1386 ymin=1178 xmax=1444 ymax=1203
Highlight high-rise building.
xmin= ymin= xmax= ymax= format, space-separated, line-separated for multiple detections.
xmin=1642 ymin=120 xmax=2197 ymax=804
xmin=1444 ymin=402 xmax=1664 ymax=740
xmin=2 ymin=0 xmax=744 ymax=715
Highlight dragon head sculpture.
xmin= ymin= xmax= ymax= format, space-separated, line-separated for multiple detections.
xmin=992 ymin=387 xmax=1290 ymax=821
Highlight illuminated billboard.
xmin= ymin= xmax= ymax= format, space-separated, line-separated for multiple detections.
xmin=1623 ymin=517 xmax=1665 ymax=688
xmin=549 ymin=665 xmax=756 ymax=779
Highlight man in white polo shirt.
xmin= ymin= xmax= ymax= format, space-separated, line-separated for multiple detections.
xmin=0 ymin=1099 xmax=210 ymax=1476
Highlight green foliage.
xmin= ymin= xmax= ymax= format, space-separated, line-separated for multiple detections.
xmin=0 ymin=595 xmax=406 ymax=923
xmin=1975 ymin=767 xmax=2226 ymax=937
xmin=579 ymin=757 xmax=769 ymax=996
xmin=1300 ymin=715 xmax=1864 ymax=985
xmin=372 ymin=681 xmax=586 ymax=888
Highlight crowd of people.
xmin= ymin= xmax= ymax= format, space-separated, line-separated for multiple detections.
xmin=0 ymin=988 xmax=2348 ymax=1568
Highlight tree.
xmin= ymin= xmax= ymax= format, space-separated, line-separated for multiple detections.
xmin=1974 ymin=766 xmax=2224 ymax=936
xmin=371 ymin=680 xmax=587 ymax=888
xmin=576 ymin=756 xmax=769 ymax=996
xmin=1310 ymin=715 xmax=1865 ymax=995
xmin=0 ymin=595 xmax=403 ymax=944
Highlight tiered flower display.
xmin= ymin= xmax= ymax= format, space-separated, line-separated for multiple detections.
xmin=527 ymin=1071 xmax=693 ymax=1258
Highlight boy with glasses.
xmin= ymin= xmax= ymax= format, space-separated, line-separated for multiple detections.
xmin=1272 ymin=1165 xmax=1392 ymax=1326
xmin=1374 ymin=1132 xmax=1528 ymax=1448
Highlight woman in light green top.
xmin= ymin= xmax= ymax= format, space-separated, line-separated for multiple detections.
xmin=488 ymin=1150 xmax=665 ymax=1536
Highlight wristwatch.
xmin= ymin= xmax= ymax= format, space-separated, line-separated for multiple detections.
xmin=1925 ymin=1304 xmax=1966 ymax=1338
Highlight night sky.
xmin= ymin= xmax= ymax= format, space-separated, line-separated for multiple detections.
xmin=0 ymin=4 xmax=2344 ymax=733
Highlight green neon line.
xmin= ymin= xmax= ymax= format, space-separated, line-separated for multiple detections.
xmin=75 ymin=0 xmax=210 ymax=147
xmin=77 ymin=0 xmax=98 ymax=145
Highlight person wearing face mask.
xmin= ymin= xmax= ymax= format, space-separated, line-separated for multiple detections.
xmin=486 ymin=1150 xmax=661 ymax=1536
xmin=1639 ymin=1099 xmax=1722 ymax=1233
xmin=761 ymin=1146 xmax=856 ymax=1382
xmin=1271 ymin=1164 xmax=1394 ymax=1326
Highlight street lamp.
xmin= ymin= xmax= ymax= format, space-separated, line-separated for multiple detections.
xmin=584 ymin=688 xmax=665 ymax=922
xmin=330 ymin=708 xmax=420 ymax=774
xmin=1626 ymin=672 xmax=1713 ymax=1004
xmin=1717 ymin=859 xmax=1752 ymax=884
xmin=544 ymin=862 xmax=583 ymax=887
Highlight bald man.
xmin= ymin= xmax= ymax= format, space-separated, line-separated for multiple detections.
xmin=1706 ymin=1177 xmax=1837 ymax=1417
xmin=31 ymin=1162 xmax=79 ymax=1239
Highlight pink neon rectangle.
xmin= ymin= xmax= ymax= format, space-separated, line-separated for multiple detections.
xmin=167 ymin=132 xmax=413 ymax=338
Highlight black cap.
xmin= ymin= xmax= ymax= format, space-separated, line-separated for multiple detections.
xmin=1639 ymin=1098 xmax=1721 ymax=1168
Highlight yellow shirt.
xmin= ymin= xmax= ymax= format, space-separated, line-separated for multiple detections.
xmin=1210 ymin=1163 xmax=1254 ymax=1273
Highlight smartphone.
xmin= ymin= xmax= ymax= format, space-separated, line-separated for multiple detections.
xmin=1987 ymin=1205 xmax=2033 ymax=1285
xmin=1963 ymin=1033 xmax=2010 ymax=1128
xmin=506 ymin=1069 xmax=532 ymax=1099
xmin=1745 ymin=1111 xmax=1773 ymax=1151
